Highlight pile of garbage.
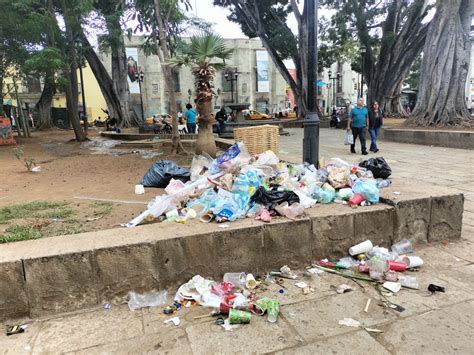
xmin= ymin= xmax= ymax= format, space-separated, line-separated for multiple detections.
xmin=320 ymin=239 xmax=426 ymax=292
xmin=127 ymin=143 xmax=392 ymax=227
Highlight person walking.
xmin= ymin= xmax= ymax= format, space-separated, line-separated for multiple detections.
xmin=185 ymin=103 xmax=197 ymax=134
xmin=347 ymin=97 xmax=368 ymax=155
xmin=368 ymin=101 xmax=383 ymax=153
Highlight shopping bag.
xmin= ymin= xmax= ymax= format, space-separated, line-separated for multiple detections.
xmin=344 ymin=130 xmax=354 ymax=145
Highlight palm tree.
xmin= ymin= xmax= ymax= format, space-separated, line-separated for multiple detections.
xmin=170 ymin=33 xmax=233 ymax=157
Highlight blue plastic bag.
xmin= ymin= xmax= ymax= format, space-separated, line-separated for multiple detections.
xmin=232 ymin=170 xmax=262 ymax=210
xmin=312 ymin=187 xmax=336 ymax=204
xmin=352 ymin=179 xmax=379 ymax=203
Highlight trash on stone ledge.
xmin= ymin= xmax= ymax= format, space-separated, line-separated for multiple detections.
xmin=428 ymin=284 xmax=446 ymax=294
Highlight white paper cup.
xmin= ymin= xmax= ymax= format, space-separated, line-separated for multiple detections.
xmin=245 ymin=273 xmax=257 ymax=289
xmin=135 ymin=184 xmax=145 ymax=194
xmin=383 ymin=281 xmax=401 ymax=293
xmin=199 ymin=213 xmax=213 ymax=223
xmin=402 ymin=256 xmax=423 ymax=268
xmin=165 ymin=209 xmax=179 ymax=220
xmin=349 ymin=240 xmax=373 ymax=256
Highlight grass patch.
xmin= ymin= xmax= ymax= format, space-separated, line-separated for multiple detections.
xmin=56 ymin=224 xmax=86 ymax=235
xmin=91 ymin=200 xmax=113 ymax=216
xmin=0 ymin=201 xmax=69 ymax=224
xmin=0 ymin=225 xmax=42 ymax=244
xmin=38 ymin=208 xmax=75 ymax=220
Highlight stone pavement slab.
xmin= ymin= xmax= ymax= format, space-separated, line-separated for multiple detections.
xmin=276 ymin=330 xmax=390 ymax=355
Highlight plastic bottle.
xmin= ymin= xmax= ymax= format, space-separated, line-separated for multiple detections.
xmin=376 ymin=179 xmax=392 ymax=188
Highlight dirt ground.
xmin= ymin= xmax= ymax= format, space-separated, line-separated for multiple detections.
xmin=383 ymin=117 xmax=474 ymax=131
xmin=0 ymin=128 xmax=193 ymax=241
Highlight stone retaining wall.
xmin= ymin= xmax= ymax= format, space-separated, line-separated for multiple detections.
xmin=0 ymin=186 xmax=463 ymax=321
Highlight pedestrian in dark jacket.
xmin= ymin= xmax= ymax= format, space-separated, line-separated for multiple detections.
xmin=368 ymin=101 xmax=383 ymax=153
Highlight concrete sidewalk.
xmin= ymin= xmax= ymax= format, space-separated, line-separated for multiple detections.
xmin=1 ymin=237 xmax=473 ymax=354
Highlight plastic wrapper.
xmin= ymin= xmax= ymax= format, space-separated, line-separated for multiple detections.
xmin=294 ymin=190 xmax=317 ymax=208
xmin=352 ymin=179 xmax=380 ymax=203
xmin=359 ymin=157 xmax=392 ymax=179
xmin=141 ymin=160 xmax=190 ymax=187
xmin=128 ymin=290 xmax=167 ymax=311
xmin=250 ymin=186 xmax=300 ymax=210
xmin=190 ymin=154 xmax=213 ymax=181
xmin=164 ymin=178 xmax=186 ymax=195
xmin=231 ymin=170 xmax=262 ymax=210
xmin=337 ymin=188 xmax=354 ymax=201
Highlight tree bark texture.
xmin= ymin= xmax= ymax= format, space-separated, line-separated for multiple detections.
xmin=60 ymin=0 xmax=84 ymax=142
xmin=407 ymin=0 xmax=473 ymax=127
xmin=153 ymin=0 xmax=185 ymax=155
xmin=354 ymin=0 xmax=429 ymax=116
xmin=36 ymin=73 xmax=55 ymax=129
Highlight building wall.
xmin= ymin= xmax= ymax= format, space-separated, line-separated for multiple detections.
xmin=467 ymin=16 xmax=474 ymax=112
xmin=109 ymin=37 xmax=288 ymax=117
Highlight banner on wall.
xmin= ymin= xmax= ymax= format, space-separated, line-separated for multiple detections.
xmin=126 ymin=47 xmax=140 ymax=94
xmin=256 ymin=50 xmax=269 ymax=93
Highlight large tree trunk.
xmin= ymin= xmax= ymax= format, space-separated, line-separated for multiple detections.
xmin=60 ymin=0 xmax=85 ymax=142
xmin=356 ymin=0 xmax=429 ymax=116
xmin=153 ymin=0 xmax=185 ymax=155
xmin=110 ymin=37 xmax=134 ymax=127
xmin=407 ymin=0 xmax=472 ymax=127
xmin=36 ymin=72 xmax=55 ymax=129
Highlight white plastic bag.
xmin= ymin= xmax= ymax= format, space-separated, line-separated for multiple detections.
xmin=344 ymin=131 xmax=354 ymax=145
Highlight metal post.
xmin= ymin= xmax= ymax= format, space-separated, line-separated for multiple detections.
xmin=138 ymin=80 xmax=145 ymax=122
xmin=79 ymin=64 xmax=87 ymax=135
xmin=360 ymin=53 xmax=364 ymax=99
xmin=303 ymin=0 xmax=319 ymax=167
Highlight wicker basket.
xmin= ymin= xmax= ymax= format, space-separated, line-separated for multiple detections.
xmin=234 ymin=124 xmax=279 ymax=155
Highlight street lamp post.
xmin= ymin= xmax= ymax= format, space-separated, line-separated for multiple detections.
xmin=328 ymin=70 xmax=340 ymax=108
xmin=224 ymin=68 xmax=239 ymax=103
xmin=188 ymin=89 xmax=192 ymax=104
xmin=303 ymin=0 xmax=319 ymax=167
xmin=75 ymin=39 xmax=87 ymax=135
xmin=135 ymin=67 xmax=145 ymax=122
xmin=359 ymin=45 xmax=366 ymax=99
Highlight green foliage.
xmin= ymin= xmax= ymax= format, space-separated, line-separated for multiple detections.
xmin=92 ymin=200 xmax=113 ymax=216
xmin=12 ymin=145 xmax=36 ymax=171
xmin=0 ymin=225 xmax=42 ymax=244
xmin=403 ymin=54 xmax=422 ymax=89
xmin=174 ymin=33 xmax=233 ymax=68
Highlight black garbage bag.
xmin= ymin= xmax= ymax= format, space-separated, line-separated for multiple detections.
xmin=359 ymin=157 xmax=392 ymax=179
xmin=250 ymin=186 xmax=300 ymax=210
xmin=141 ymin=160 xmax=190 ymax=187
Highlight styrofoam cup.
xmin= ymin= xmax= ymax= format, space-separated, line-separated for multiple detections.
xmin=402 ymin=256 xmax=423 ymax=268
xmin=135 ymin=184 xmax=145 ymax=194
xmin=349 ymin=240 xmax=373 ymax=256
xmin=245 ymin=273 xmax=257 ymax=289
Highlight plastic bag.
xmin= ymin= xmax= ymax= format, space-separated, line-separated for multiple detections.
xmin=328 ymin=167 xmax=350 ymax=189
xmin=128 ymin=290 xmax=167 ymax=311
xmin=337 ymin=188 xmax=354 ymax=201
xmin=359 ymin=157 xmax=392 ymax=179
xmin=141 ymin=160 xmax=190 ymax=187
xmin=312 ymin=187 xmax=336 ymax=204
xmin=344 ymin=131 xmax=354 ymax=145
xmin=251 ymin=186 xmax=300 ymax=210
xmin=190 ymin=154 xmax=213 ymax=181
xmin=232 ymin=170 xmax=262 ymax=210
xmin=256 ymin=150 xmax=279 ymax=166
xmin=164 ymin=178 xmax=186 ymax=195
xmin=352 ymin=179 xmax=380 ymax=203
xmin=274 ymin=201 xmax=305 ymax=219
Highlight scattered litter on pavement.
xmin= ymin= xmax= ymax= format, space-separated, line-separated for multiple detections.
xmin=365 ymin=327 xmax=383 ymax=333
xmin=335 ymin=284 xmax=352 ymax=294
xmin=163 ymin=316 xmax=180 ymax=326
xmin=295 ymin=282 xmax=308 ymax=289
xmin=103 ymin=303 xmax=111 ymax=310
xmin=428 ymin=284 xmax=446 ymax=294
xmin=6 ymin=324 xmax=27 ymax=336
xmin=128 ymin=290 xmax=167 ymax=311
xmin=364 ymin=298 xmax=372 ymax=313
xmin=338 ymin=318 xmax=360 ymax=327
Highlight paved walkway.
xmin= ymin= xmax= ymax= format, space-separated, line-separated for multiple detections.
xmin=2 ymin=128 xmax=473 ymax=354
